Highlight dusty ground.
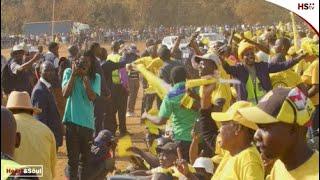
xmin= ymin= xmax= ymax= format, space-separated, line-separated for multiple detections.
xmin=2 ymin=42 xmax=150 ymax=179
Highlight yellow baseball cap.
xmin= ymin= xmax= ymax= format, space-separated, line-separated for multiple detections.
xmin=211 ymin=101 xmax=258 ymax=130
xmin=237 ymin=41 xmax=255 ymax=61
xmin=238 ymin=87 xmax=315 ymax=126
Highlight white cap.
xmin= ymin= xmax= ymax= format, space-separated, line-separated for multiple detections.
xmin=12 ymin=44 xmax=24 ymax=52
xmin=192 ymin=157 xmax=214 ymax=174
xmin=194 ymin=53 xmax=221 ymax=67
xmin=28 ymin=46 xmax=39 ymax=53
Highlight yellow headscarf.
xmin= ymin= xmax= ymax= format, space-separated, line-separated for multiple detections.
xmin=238 ymin=41 xmax=255 ymax=60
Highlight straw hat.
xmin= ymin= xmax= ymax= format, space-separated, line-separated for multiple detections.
xmin=6 ymin=91 xmax=41 ymax=114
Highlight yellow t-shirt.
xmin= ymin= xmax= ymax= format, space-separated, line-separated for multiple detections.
xmin=293 ymin=60 xmax=311 ymax=75
xmin=211 ymin=83 xmax=232 ymax=112
xmin=302 ymin=59 xmax=319 ymax=105
xmin=13 ymin=113 xmax=56 ymax=180
xmin=134 ymin=56 xmax=163 ymax=75
xmin=199 ymin=82 xmax=232 ymax=113
xmin=266 ymin=151 xmax=319 ymax=180
xmin=270 ymin=69 xmax=302 ymax=88
xmin=212 ymin=134 xmax=228 ymax=164
xmin=212 ymin=146 xmax=264 ymax=180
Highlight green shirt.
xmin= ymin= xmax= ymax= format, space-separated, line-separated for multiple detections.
xmin=62 ymin=68 xmax=101 ymax=130
xmin=159 ymin=82 xmax=199 ymax=141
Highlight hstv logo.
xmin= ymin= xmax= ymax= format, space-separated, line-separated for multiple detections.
xmin=298 ymin=3 xmax=315 ymax=10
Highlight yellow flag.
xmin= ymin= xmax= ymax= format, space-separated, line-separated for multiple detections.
xmin=290 ymin=12 xmax=299 ymax=51
xmin=116 ymin=135 xmax=133 ymax=157
xmin=146 ymin=57 xmax=164 ymax=73
xmin=244 ymin=31 xmax=253 ymax=40
xmin=135 ymin=64 xmax=171 ymax=100
xmin=185 ymin=78 xmax=217 ymax=89
xmin=180 ymin=94 xmax=195 ymax=109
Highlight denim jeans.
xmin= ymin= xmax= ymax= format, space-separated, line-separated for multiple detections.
xmin=66 ymin=123 xmax=93 ymax=180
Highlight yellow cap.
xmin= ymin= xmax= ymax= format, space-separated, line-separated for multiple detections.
xmin=237 ymin=41 xmax=255 ymax=60
xmin=238 ymin=87 xmax=315 ymax=127
xmin=211 ymin=101 xmax=258 ymax=130
xmin=244 ymin=31 xmax=253 ymax=40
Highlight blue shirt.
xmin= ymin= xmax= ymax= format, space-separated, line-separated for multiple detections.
xmin=62 ymin=68 xmax=101 ymax=129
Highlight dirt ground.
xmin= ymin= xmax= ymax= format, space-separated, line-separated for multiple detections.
xmin=1 ymin=42 xmax=150 ymax=179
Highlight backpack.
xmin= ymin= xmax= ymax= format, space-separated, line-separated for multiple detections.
xmin=1 ymin=58 xmax=17 ymax=95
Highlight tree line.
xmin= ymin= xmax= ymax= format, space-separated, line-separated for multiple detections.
xmin=1 ymin=0 xmax=291 ymax=34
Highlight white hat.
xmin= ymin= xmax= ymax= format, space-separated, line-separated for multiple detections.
xmin=12 ymin=44 xmax=24 ymax=52
xmin=28 ymin=46 xmax=39 ymax=53
xmin=194 ymin=53 xmax=221 ymax=67
xmin=193 ymin=157 xmax=214 ymax=174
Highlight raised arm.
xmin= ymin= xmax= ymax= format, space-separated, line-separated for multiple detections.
xmin=198 ymin=83 xmax=219 ymax=150
xmin=62 ymin=67 xmax=78 ymax=98
xmin=171 ymin=36 xmax=182 ymax=56
xmin=268 ymin=53 xmax=306 ymax=73
xmin=242 ymin=36 xmax=270 ymax=54
xmin=14 ymin=53 xmax=41 ymax=73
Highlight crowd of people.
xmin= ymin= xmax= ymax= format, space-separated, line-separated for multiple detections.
xmin=1 ymin=22 xmax=319 ymax=180
xmin=2 ymin=23 xmax=301 ymax=49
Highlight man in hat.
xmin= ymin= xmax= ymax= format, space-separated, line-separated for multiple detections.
xmin=1 ymin=44 xmax=40 ymax=96
xmin=31 ymin=61 xmax=64 ymax=150
xmin=193 ymin=53 xmax=232 ymax=113
xmin=65 ymin=129 xmax=116 ymax=179
xmin=6 ymin=91 xmax=57 ymax=180
xmin=125 ymin=44 xmax=140 ymax=117
xmin=88 ymin=129 xmax=116 ymax=179
xmin=1 ymin=107 xmax=40 ymax=179
xmin=239 ymin=87 xmax=319 ymax=179
xmin=130 ymin=142 xmax=179 ymax=177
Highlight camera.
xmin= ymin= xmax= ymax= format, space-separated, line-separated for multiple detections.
xmin=75 ymin=61 xmax=86 ymax=70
